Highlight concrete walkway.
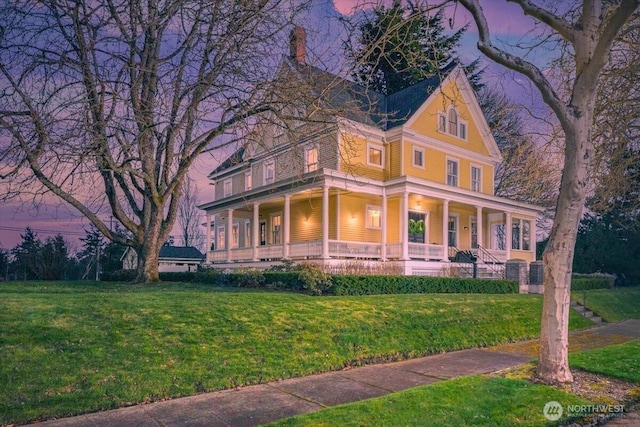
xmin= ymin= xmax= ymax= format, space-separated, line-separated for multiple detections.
xmin=30 ymin=320 xmax=640 ymax=427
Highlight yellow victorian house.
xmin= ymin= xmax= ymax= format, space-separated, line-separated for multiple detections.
xmin=199 ymin=28 xmax=542 ymax=276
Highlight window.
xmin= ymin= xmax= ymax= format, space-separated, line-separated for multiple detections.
xmin=470 ymin=216 xmax=478 ymax=249
xmin=471 ymin=166 xmax=481 ymax=192
xmin=448 ymin=108 xmax=458 ymax=136
xmin=244 ymin=171 xmax=252 ymax=191
xmin=412 ymin=146 xmax=424 ymax=168
xmin=305 ymin=147 xmax=318 ymax=172
xmin=512 ymin=220 xmax=521 ymax=250
xmin=366 ymin=205 xmax=381 ymax=229
xmin=232 ymin=223 xmax=239 ymax=248
xmin=217 ymin=226 xmax=225 ymax=250
xmin=448 ymin=215 xmax=458 ymax=247
xmin=223 ymin=179 xmax=232 ymax=197
xmin=271 ymin=214 xmax=281 ymax=244
xmin=367 ymin=144 xmax=383 ymax=167
xmin=493 ymin=224 xmax=506 ymax=251
xmin=447 ymin=159 xmax=459 ymax=187
xmin=438 ymin=113 xmax=447 ymax=133
xmin=512 ymin=219 xmax=532 ymax=251
xmin=264 ymin=161 xmax=275 ymax=185
xmin=245 ymin=220 xmax=251 ymax=247
xmin=439 ymin=107 xmax=467 ymax=140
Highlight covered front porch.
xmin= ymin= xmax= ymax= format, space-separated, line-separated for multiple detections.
xmin=202 ymin=175 xmax=538 ymax=275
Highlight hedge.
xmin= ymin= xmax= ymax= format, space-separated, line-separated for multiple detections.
xmin=329 ymin=275 xmax=518 ymax=295
xmin=102 ymin=269 xmax=518 ymax=295
xmin=571 ymin=277 xmax=614 ymax=291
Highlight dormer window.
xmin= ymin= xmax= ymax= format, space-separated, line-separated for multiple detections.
xmin=438 ymin=107 xmax=467 ymax=140
xmin=367 ymin=143 xmax=384 ymax=168
xmin=223 ymin=179 xmax=232 ymax=197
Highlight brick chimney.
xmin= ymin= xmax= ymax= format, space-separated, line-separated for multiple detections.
xmin=290 ymin=26 xmax=306 ymax=63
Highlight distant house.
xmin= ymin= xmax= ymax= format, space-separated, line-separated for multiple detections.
xmin=121 ymin=246 xmax=204 ymax=272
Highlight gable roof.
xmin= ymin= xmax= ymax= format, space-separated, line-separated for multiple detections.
xmin=159 ymin=246 xmax=204 ymax=260
xmin=287 ymin=57 xmax=451 ymax=131
xmin=208 ymin=145 xmax=246 ymax=178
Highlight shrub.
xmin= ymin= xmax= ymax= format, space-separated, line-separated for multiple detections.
xmin=297 ymin=263 xmax=333 ymax=296
xmin=571 ymin=273 xmax=615 ymax=291
xmin=234 ymin=268 xmax=265 ymax=288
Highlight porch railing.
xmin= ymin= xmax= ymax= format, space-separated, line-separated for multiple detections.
xmin=289 ymin=240 xmax=322 ymax=258
xmin=409 ymin=243 xmax=445 ymax=260
xmin=231 ymin=247 xmax=253 ymax=261
xmin=329 ymin=240 xmax=382 ymax=258
xmin=385 ymin=243 xmax=401 ymax=259
xmin=257 ymin=244 xmax=284 ymax=259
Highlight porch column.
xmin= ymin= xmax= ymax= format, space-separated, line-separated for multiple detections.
xmin=401 ymin=192 xmax=409 ymax=261
xmin=205 ymin=212 xmax=212 ymax=263
xmin=531 ymin=218 xmax=537 ymax=259
xmin=322 ymin=185 xmax=330 ymax=259
xmin=505 ymin=212 xmax=512 ymax=260
xmin=381 ymin=189 xmax=387 ymax=261
xmin=283 ymin=194 xmax=291 ymax=259
xmin=442 ymin=199 xmax=449 ymax=261
xmin=476 ymin=206 xmax=483 ymax=249
xmin=252 ymin=202 xmax=259 ymax=261
xmin=226 ymin=208 xmax=233 ymax=263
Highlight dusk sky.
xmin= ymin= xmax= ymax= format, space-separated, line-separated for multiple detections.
xmin=0 ymin=0 xmax=550 ymax=251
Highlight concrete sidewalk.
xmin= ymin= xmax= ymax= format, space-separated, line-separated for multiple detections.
xmin=30 ymin=320 xmax=640 ymax=427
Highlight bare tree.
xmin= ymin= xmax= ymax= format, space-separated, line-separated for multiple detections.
xmin=459 ymin=0 xmax=639 ymax=383
xmin=178 ymin=176 xmax=204 ymax=251
xmin=0 ymin=0 xmax=309 ymax=282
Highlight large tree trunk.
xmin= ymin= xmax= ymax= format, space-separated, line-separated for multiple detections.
xmin=135 ymin=243 xmax=161 ymax=283
xmin=538 ymin=109 xmax=592 ymax=383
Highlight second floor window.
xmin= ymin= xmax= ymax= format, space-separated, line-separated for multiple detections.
xmin=471 ymin=166 xmax=481 ymax=192
xmin=264 ymin=161 xmax=275 ymax=184
xmin=223 ymin=179 xmax=232 ymax=197
xmin=447 ymin=159 xmax=458 ymax=187
xmin=244 ymin=171 xmax=252 ymax=191
xmin=305 ymin=147 xmax=318 ymax=172
xmin=367 ymin=144 xmax=383 ymax=167
xmin=413 ymin=147 xmax=424 ymax=168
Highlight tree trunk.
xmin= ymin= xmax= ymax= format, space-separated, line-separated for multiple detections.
xmin=134 ymin=241 xmax=161 ymax=283
xmin=538 ymin=112 xmax=592 ymax=383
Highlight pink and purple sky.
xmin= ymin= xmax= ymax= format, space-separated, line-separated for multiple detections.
xmin=0 ymin=0 xmax=550 ymax=251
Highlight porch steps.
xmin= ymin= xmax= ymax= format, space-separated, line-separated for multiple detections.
xmin=570 ymin=300 xmax=604 ymax=324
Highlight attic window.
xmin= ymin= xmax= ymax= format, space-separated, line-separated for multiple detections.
xmin=439 ymin=107 xmax=468 ymax=140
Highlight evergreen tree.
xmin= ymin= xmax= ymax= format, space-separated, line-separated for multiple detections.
xmin=78 ymin=225 xmax=105 ymax=280
xmin=0 ymin=245 xmax=8 ymax=281
xmin=11 ymin=228 xmax=42 ymax=280
xmin=39 ymin=235 xmax=69 ymax=280
xmin=346 ymin=1 xmax=481 ymax=94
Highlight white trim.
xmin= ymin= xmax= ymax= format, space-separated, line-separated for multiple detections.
xmin=412 ymin=145 xmax=425 ymax=169
xmin=403 ymin=131 xmax=499 ymax=166
xmin=470 ymin=163 xmax=482 ymax=193
xmin=366 ymin=142 xmax=385 ymax=168
xmin=365 ymin=204 xmax=382 ymax=229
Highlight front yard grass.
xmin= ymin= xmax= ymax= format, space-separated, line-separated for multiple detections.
xmin=571 ymin=287 xmax=640 ymax=322
xmin=0 ymin=281 xmax=591 ymax=425
xmin=271 ymin=340 xmax=640 ymax=427
xmin=269 ymin=375 xmax=592 ymax=427
xmin=570 ymin=339 xmax=640 ymax=383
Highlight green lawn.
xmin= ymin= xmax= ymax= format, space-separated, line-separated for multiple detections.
xmin=271 ymin=340 xmax=640 ymax=427
xmin=268 ymin=376 xmax=592 ymax=427
xmin=0 ymin=281 xmax=592 ymax=424
xmin=570 ymin=339 xmax=640 ymax=383
xmin=571 ymin=287 xmax=640 ymax=322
